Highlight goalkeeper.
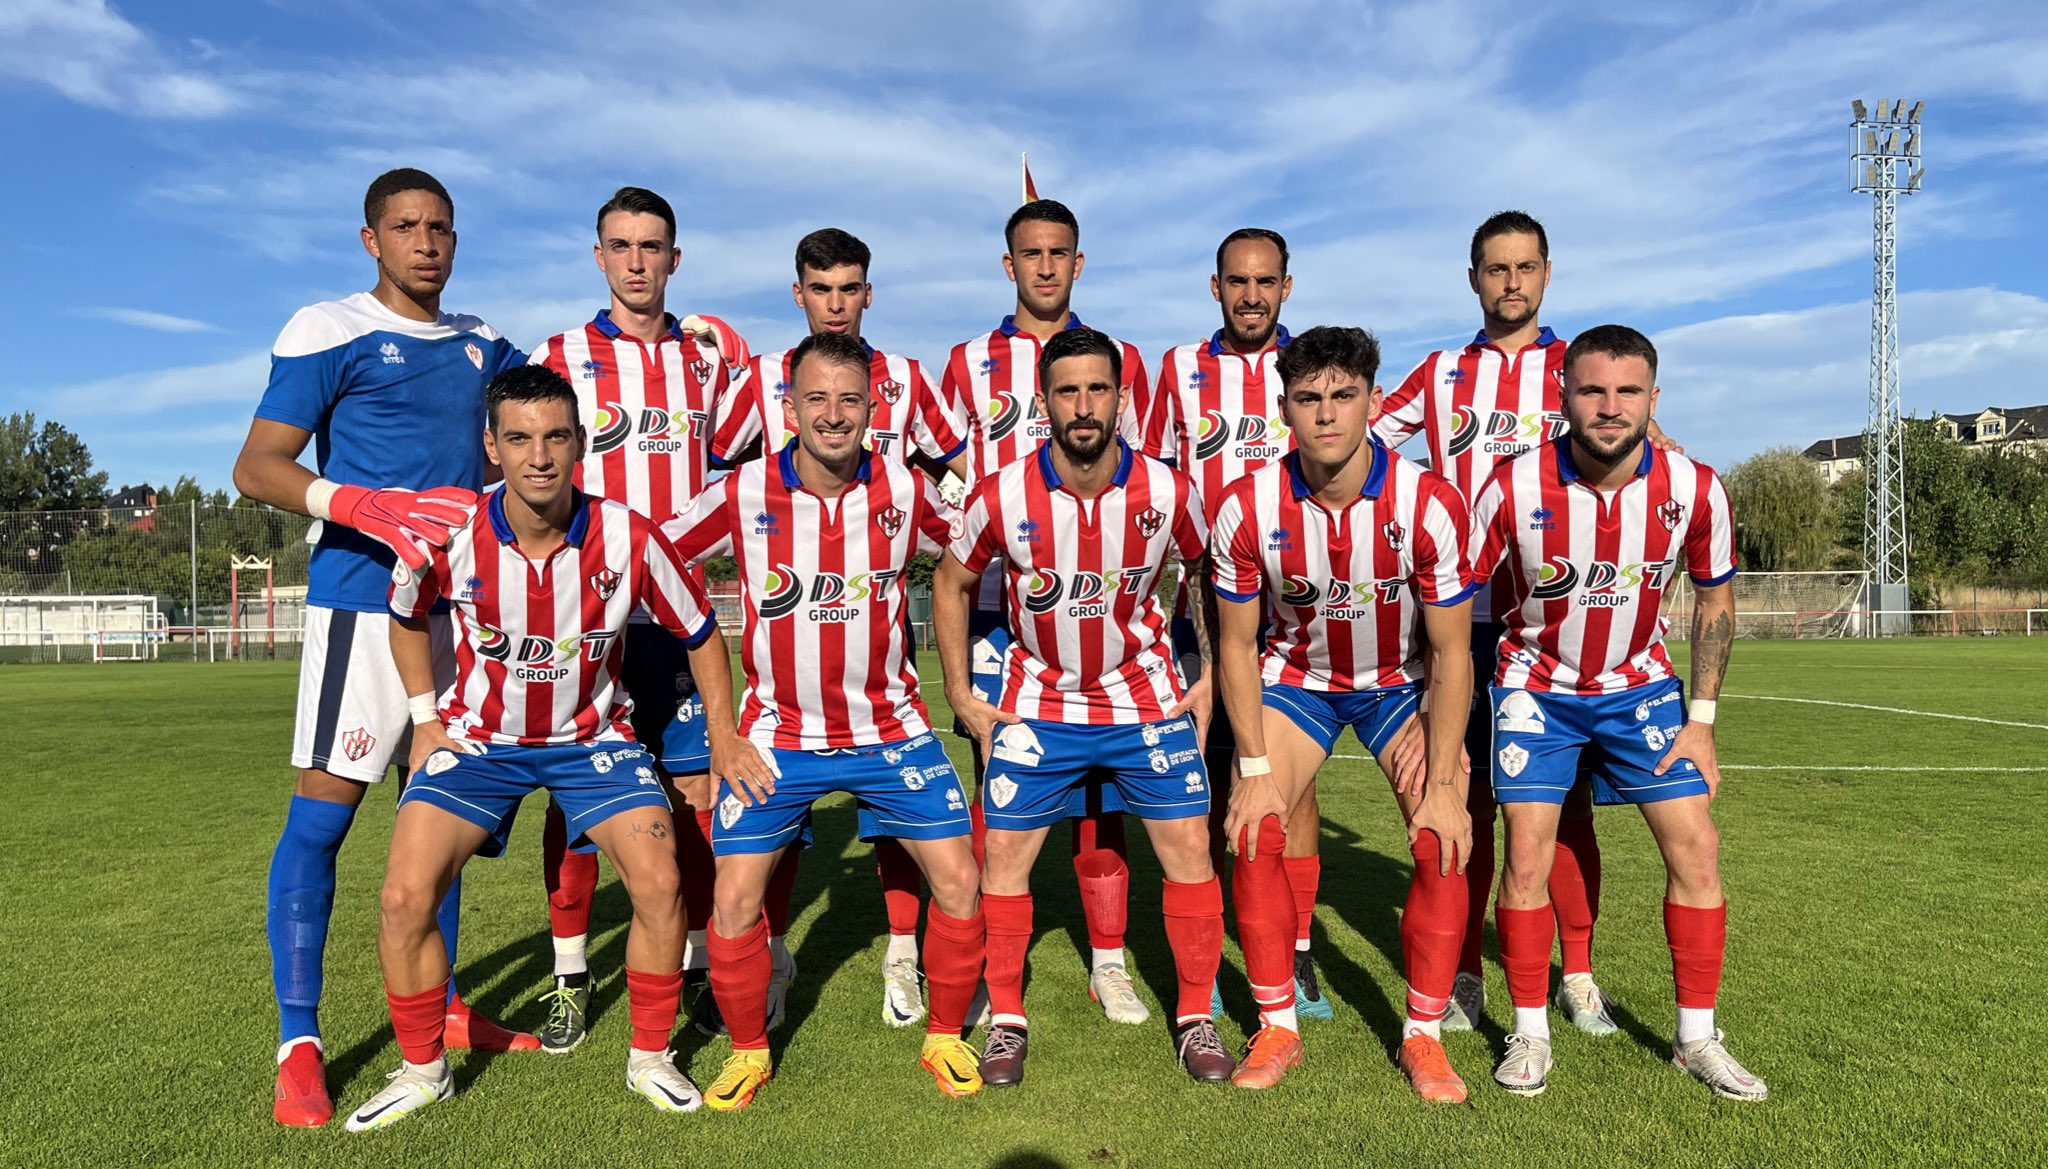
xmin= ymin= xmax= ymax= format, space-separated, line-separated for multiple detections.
xmin=231 ymin=168 xmax=538 ymax=1129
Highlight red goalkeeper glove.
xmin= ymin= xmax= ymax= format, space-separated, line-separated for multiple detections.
xmin=314 ymin=482 xmax=478 ymax=570
xmin=678 ymin=313 xmax=750 ymax=378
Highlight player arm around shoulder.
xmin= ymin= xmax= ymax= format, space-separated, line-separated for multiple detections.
xmin=1658 ymin=579 xmax=1733 ymax=796
xmin=1411 ymin=601 xmax=1475 ymax=875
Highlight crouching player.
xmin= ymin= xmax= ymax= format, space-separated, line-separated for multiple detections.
xmin=1210 ymin=326 xmax=1476 ymax=1099
xmin=1468 ymin=325 xmax=1765 ymax=1100
xmin=665 ymin=330 xmax=987 ymax=1109
xmin=935 ymin=327 xmax=1235 ymax=1087
xmin=345 ymin=366 xmax=768 ymax=1130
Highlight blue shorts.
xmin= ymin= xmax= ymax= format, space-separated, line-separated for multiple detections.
xmin=1489 ymin=678 xmax=1707 ymax=807
xmin=982 ymin=717 xmax=1209 ymax=832
xmin=1263 ymin=682 xmax=1420 ymax=759
xmin=955 ymin=609 xmax=1011 ymax=737
xmin=713 ymin=733 xmax=971 ymax=855
xmin=402 ymin=741 xmax=672 ymax=859
xmin=621 ymin=624 xmax=708 ymax=773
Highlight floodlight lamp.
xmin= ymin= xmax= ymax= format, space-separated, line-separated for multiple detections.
xmin=1908 ymin=100 xmax=1924 ymax=122
xmin=1853 ymin=99 xmax=1868 ymax=120
xmin=1876 ymin=98 xmax=1891 ymax=119
xmin=1864 ymin=130 xmax=1880 ymax=154
xmin=1908 ymin=169 xmax=1923 ymax=191
xmin=1904 ymin=130 xmax=1919 ymax=156
xmin=1865 ymin=162 xmax=1879 ymax=188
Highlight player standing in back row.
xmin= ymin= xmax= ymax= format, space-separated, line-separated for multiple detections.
xmin=233 ymin=168 xmax=535 ymax=1128
xmin=1467 ymin=325 xmax=1765 ymax=1101
xmin=941 ymin=199 xmax=1154 ymax=1025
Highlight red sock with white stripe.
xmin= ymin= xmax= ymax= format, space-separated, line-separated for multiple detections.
xmin=1497 ymin=903 xmax=1553 ymax=1040
xmin=1666 ymin=900 xmax=1727 ymax=1043
xmin=1232 ymin=816 xmax=1297 ymax=1032
xmin=923 ymin=905 xmax=986 ymax=1036
xmin=707 ymin=916 xmax=772 ymax=1051
xmin=1161 ymin=876 xmax=1225 ymax=1028
xmin=542 ymin=801 xmax=598 ymax=978
xmin=624 ymin=967 xmax=682 ymax=1052
xmin=876 ymin=838 xmax=923 ymax=963
xmin=982 ymin=893 xmax=1033 ymax=1028
xmin=1402 ymin=830 xmax=1467 ymax=1039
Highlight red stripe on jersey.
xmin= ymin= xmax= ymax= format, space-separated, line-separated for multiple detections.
xmin=943 ymin=323 xmax=1149 ymax=487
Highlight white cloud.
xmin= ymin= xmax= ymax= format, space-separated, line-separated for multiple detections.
xmin=0 ymin=0 xmax=240 ymax=117
xmin=44 ymin=350 xmax=271 ymax=415
xmin=79 ymin=307 xmax=222 ymax=333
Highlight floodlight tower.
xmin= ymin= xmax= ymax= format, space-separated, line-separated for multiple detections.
xmin=1849 ymin=98 xmax=1923 ymax=633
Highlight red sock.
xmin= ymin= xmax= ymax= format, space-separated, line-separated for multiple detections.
xmin=968 ymin=802 xmax=987 ymax=870
xmin=1072 ymin=849 xmax=1129 ymax=953
xmin=763 ymin=847 xmax=801 ymax=937
xmin=1496 ymin=903 xmax=1554 ymax=1009
xmin=1162 ymin=876 xmax=1225 ymax=1026
xmin=681 ymin=808 xmax=716 ymax=936
xmin=1282 ymin=854 xmax=1321 ymax=946
xmin=1402 ymin=830 xmax=1468 ymax=1022
xmin=1551 ymin=811 xmax=1602 ymax=976
xmin=542 ymin=800 xmax=599 ymax=940
xmin=388 ymin=979 xmax=451 ymax=1065
xmin=706 ymin=916 xmax=771 ymax=1051
xmin=1460 ymin=782 xmax=1498 ymax=976
xmin=875 ymin=838 xmax=924 ymax=935
xmin=1231 ymin=816 xmax=1295 ymax=1020
xmin=983 ymin=892 xmax=1033 ymax=1027
xmin=1665 ymin=901 xmax=1727 ymax=1009
xmin=1072 ymin=809 xmax=1129 ymax=859
xmin=624 ymin=967 xmax=682 ymax=1052
xmin=922 ymin=905 xmax=986 ymax=1035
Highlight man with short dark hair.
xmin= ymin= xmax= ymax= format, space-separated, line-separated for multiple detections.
xmin=935 ymin=327 xmax=1234 ymax=1087
xmin=1468 ymin=325 xmax=1763 ymax=1101
xmin=667 ymin=331 xmax=987 ymax=1107
xmin=939 ymin=200 xmax=1156 ymax=1025
xmin=346 ymin=365 xmax=766 ymax=1130
xmin=1211 ymin=325 xmax=1476 ymax=1099
xmin=233 ymin=167 xmax=536 ymax=1127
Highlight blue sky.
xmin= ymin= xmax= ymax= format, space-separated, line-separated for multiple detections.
xmin=4 ymin=0 xmax=2046 ymax=495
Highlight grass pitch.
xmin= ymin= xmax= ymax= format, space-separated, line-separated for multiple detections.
xmin=2 ymin=640 xmax=2043 ymax=1168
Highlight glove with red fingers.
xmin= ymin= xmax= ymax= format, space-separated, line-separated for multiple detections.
xmin=308 ymin=480 xmax=479 ymax=571
xmin=678 ymin=313 xmax=751 ymax=378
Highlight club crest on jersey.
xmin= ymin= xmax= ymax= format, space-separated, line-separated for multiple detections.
xmin=340 ymin=727 xmax=377 ymax=762
xmin=589 ymin=567 xmax=622 ymax=601
xmin=1498 ymin=742 xmax=1529 ymax=778
xmin=690 ymin=357 xmax=713 ymax=381
xmin=1658 ymin=500 xmax=1685 ymax=532
xmin=464 ymin=342 xmax=484 ymax=370
xmin=878 ymin=378 xmax=904 ymax=404
xmin=988 ymin=774 xmax=1019 ymax=807
xmin=1496 ymin=691 xmax=1545 ymax=734
xmin=379 ymin=341 xmax=404 ymax=365
xmin=878 ymin=507 xmax=905 ymax=539
xmin=1136 ymin=508 xmax=1165 ymax=538
xmin=1382 ymin=521 xmax=1405 ymax=552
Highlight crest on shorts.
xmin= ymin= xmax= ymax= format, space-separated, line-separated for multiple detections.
xmin=879 ymin=378 xmax=904 ymax=404
xmin=878 ymin=507 xmax=905 ymax=540
xmin=1136 ymin=508 xmax=1165 ymax=538
xmin=719 ymin=794 xmax=745 ymax=829
xmin=1498 ymin=743 xmax=1529 ymax=778
xmin=425 ymin=749 xmax=459 ymax=776
xmin=464 ymin=342 xmax=483 ymax=370
xmin=901 ymin=765 xmax=927 ymax=791
xmin=1382 ymin=520 xmax=1406 ymax=552
xmin=988 ymin=774 xmax=1019 ymax=808
xmin=341 ymin=727 xmax=376 ymax=763
xmin=1658 ymin=500 xmax=1685 ymax=532
xmin=589 ymin=567 xmax=622 ymax=601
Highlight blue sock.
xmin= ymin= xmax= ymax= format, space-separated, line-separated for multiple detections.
xmin=266 ymin=795 xmax=358 ymax=1045
xmin=439 ymin=871 xmax=463 ymax=1004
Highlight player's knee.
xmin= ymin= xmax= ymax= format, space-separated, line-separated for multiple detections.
xmin=1499 ymin=828 xmax=1555 ymax=900
xmin=1664 ymin=820 xmax=1721 ymax=896
xmin=378 ymin=874 xmax=440 ymax=935
xmin=711 ymin=881 xmax=765 ymax=934
xmin=926 ymin=854 xmax=981 ymax=917
xmin=622 ymin=856 xmax=683 ymax=915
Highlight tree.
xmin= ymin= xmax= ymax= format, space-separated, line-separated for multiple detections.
xmin=1724 ymin=447 xmax=1839 ymax=571
xmin=0 ymin=413 xmax=109 ymax=512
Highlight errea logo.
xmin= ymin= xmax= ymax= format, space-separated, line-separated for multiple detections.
xmin=379 ymin=341 xmax=404 ymax=365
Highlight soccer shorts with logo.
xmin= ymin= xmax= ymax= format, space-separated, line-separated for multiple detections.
xmin=620 ymin=623 xmax=709 ymax=774
xmin=956 ymin=609 xmax=1012 ymax=737
xmin=291 ymin=605 xmax=455 ymax=783
xmin=713 ymin=733 xmax=972 ymax=855
xmin=981 ymin=717 xmax=1209 ymax=832
xmin=1263 ymin=682 xmax=1420 ymax=759
xmin=1489 ymin=677 xmax=1707 ymax=806
xmin=400 ymin=741 xmax=673 ymax=857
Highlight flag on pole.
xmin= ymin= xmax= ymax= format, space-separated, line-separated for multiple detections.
xmin=1022 ymin=152 xmax=1038 ymax=203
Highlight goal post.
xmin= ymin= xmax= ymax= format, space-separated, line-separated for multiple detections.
xmin=1663 ymin=570 xmax=1869 ymax=639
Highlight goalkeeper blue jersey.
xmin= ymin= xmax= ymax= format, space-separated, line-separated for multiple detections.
xmin=254 ymin=292 xmax=525 ymax=612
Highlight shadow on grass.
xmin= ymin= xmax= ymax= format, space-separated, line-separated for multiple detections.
xmin=1304 ymin=814 xmax=1417 ymax=1052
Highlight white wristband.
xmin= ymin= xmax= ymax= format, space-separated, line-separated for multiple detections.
xmin=1689 ymin=699 xmax=1717 ymax=726
xmin=305 ymin=477 xmax=340 ymax=522
xmin=1238 ymin=754 xmax=1272 ymax=778
xmin=408 ymin=693 xmax=439 ymax=726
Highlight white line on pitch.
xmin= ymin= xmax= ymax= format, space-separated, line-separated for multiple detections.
xmin=1721 ymin=694 xmax=2048 ymax=730
xmin=1322 ymin=755 xmax=2043 ymax=772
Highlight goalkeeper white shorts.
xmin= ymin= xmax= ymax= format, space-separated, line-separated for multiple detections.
xmin=290 ymin=605 xmax=455 ymax=783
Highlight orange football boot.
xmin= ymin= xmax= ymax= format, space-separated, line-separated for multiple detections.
xmin=1229 ymin=1024 xmax=1304 ymax=1089
xmin=1397 ymin=1030 xmax=1469 ymax=1103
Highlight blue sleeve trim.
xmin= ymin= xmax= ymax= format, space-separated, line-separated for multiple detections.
xmin=680 ymin=616 xmax=717 ymax=648
xmin=1425 ymin=580 xmax=1480 ymax=607
xmin=936 ymin=438 xmax=969 ymax=465
xmin=1690 ymin=567 xmax=1738 ymax=587
xmin=1214 ymin=585 xmax=1261 ymax=604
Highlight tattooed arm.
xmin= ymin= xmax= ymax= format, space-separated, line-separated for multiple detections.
xmin=1656 ymin=579 xmax=1734 ymax=795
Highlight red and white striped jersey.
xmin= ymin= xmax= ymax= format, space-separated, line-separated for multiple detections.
xmin=709 ymin=342 xmax=967 ymax=468
xmin=391 ymin=488 xmax=715 ymax=746
xmin=664 ymin=448 xmax=954 ymax=749
xmin=1211 ymin=444 xmax=1473 ymax=692
xmin=1141 ymin=328 xmax=1294 ymax=508
xmin=531 ymin=310 xmax=738 ymax=524
xmin=941 ymin=315 xmax=1149 ymax=486
xmin=1374 ymin=327 xmax=1568 ymax=621
xmin=951 ymin=439 xmax=1207 ymax=724
xmin=1467 ymin=441 xmax=1737 ymax=695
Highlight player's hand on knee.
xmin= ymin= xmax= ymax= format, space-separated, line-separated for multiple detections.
xmin=1387 ymin=716 xmax=1427 ymax=797
xmin=712 ymin=732 xmax=778 ymax=805
xmin=1408 ymin=792 xmax=1472 ymax=876
xmin=322 ymin=483 xmax=480 ymax=570
xmin=1223 ymin=772 xmax=1285 ymax=861
xmin=1656 ymin=723 xmax=1720 ymax=798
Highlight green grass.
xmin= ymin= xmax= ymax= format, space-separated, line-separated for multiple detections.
xmin=2 ymin=640 xmax=2044 ymax=1168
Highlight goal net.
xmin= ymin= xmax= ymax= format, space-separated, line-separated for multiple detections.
xmin=1662 ymin=570 xmax=1868 ymax=639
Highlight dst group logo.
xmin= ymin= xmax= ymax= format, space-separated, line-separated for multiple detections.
xmin=1279 ymin=576 xmax=1408 ymax=618
xmin=984 ymin=390 xmax=1050 ymax=443
xmin=590 ymin=406 xmax=710 ymax=455
xmin=1020 ymin=566 xmax=1153 ymax=617
xmin=1444 ymin=407 xmax=1568 ymax=458
xmin=757 ymin=565 xmax=903 ymax=622
xmin=1193 ymin=411 xmax=1287 ymax=461
xmin=1529 ymin=557 xmax=1676 ymax=605
xmin=471 ymin=624 xmax=620 ymax=681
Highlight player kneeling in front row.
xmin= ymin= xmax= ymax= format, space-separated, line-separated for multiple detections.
xmin=346 ymin=366 xmax=771 ymax=1131
xmin=1467 ymin=325 xmax=1764 ymax=1101
xmin=936 ymin=327 xmax=1235 ymax=1087
xmin=665 ymin=331 xmax=987 ymax=1109
xmin=1210 ymin=326 xmax=1477 ymax=1099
